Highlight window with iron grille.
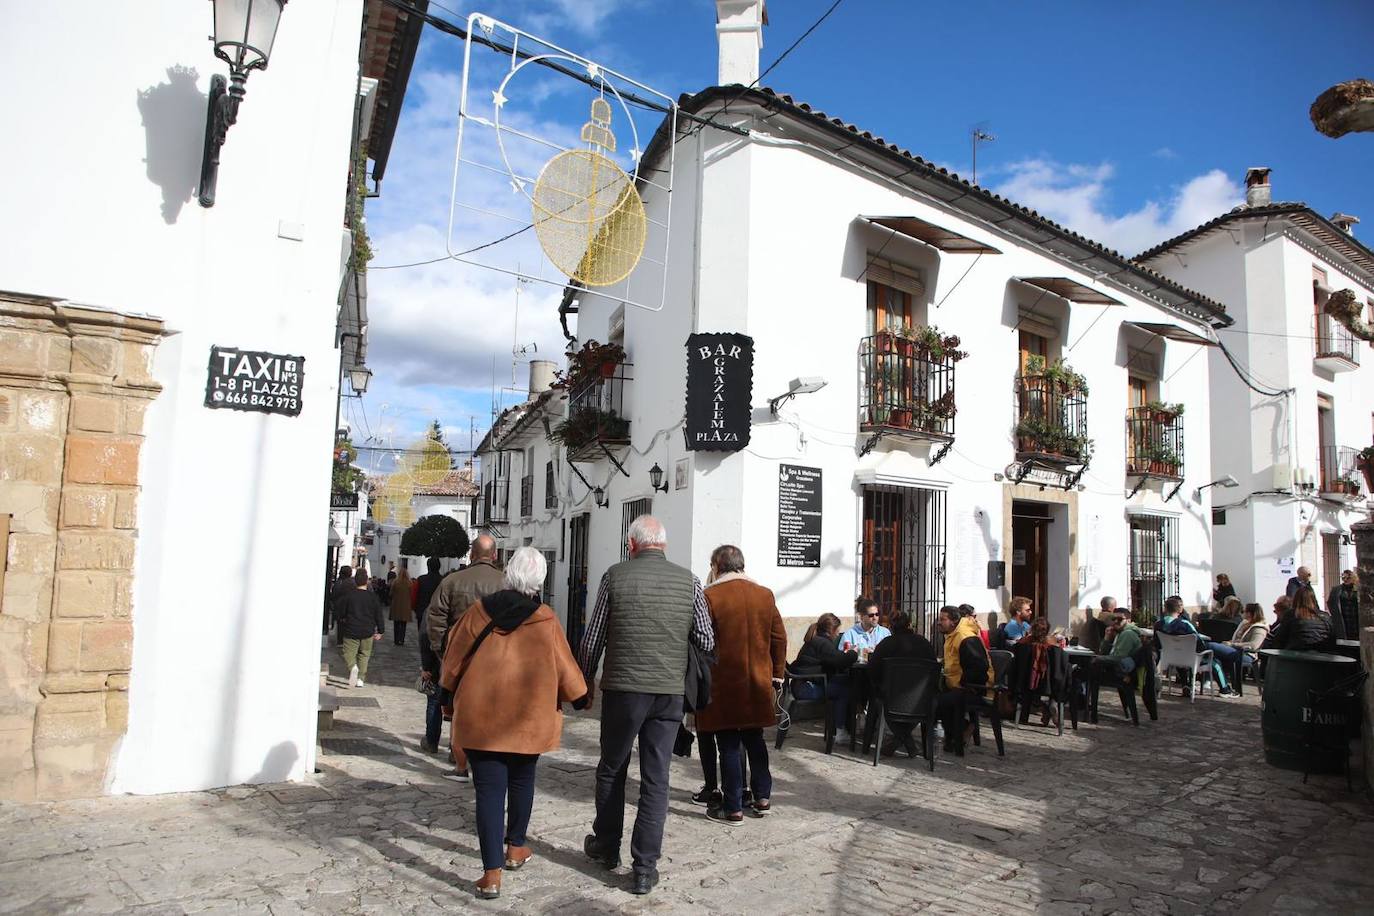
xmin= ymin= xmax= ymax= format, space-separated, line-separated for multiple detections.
xmin=620 ymin=497 xmax=653 ymax=561
xmin=1128 ymin=513 xmax=1179 ymax=619
xmin=856 ymin=485 xmax=946 ymax=636
xmin=520 ymin=474 xmax=534 ymax=518
xmin=541 ymin=549 xmax=557 ymax=603
xmin=566 ymin=513 xmax=590 ymax=645
xmin=545 ymin=460 xmax=557 ymax=509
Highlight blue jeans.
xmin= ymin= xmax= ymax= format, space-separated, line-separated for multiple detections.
xmin=716 ymin=728 xmax=771 ymax=814
xmin=1204 ymin=641 xmax=1238 ymax=690
xmin=793 ymin=677 xmax=849 ymax=730
xmin=466 ymin=749 xmax=539 ymax=871
xmin=425 ymin=689 xmax=443 ymax=748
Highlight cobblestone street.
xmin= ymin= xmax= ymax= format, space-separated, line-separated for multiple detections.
xmin=3 ymin=636 xmax=1372 ymax=915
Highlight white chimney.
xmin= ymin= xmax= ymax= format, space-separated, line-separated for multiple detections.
xmin=528 ymin=360 xmax=556 ymax=398
xmin=1331 ymin=212 xmax=1359 ymax=235
xmin=715 ymin=0 xmax=767 ymax=86
xmin=1244 ymin=167 xmax=1272 ymax=208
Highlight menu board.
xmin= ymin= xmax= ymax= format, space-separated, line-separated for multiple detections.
xmin=777 ymin=464 xmax=822 ymax=567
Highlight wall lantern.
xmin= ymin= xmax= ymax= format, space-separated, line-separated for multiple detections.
xmin=198 ymin=0 xmax=288 ymax=207
xmin=648 ymin=463 xmax=669 ymax=493
xmin=347 ymin=365 xmax=373 ymax=396
xmin=1193 ymin=473 xmax=1239 ymax=501
xmin=592 ymin=486 xmax=609 ymax=509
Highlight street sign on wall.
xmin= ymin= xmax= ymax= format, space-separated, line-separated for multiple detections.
xmin=204 ymin=346 xmax=304 ymax=417
xmin=330 ymin=492 xmax=358 ymax=511
xmin=684 ymin=332 xmax=753 ymax=451
xmin=777 ymin=464 xmax=822 ymax=567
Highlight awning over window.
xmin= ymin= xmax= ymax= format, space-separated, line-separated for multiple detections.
xmin=862 ymin=215 xmax=1001 ymax=254
xmin=1016 ymin=276 xmax=1122 ymax=305
xmin=1122 ymin=320 xmax=1217 ymax=347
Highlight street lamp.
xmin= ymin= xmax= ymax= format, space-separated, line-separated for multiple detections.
xmin=347 ymin=365 xmax=373 ymax=396
xmin=199 ymin=0 xmax=289 ymax=207
xmin=592 ymin=486 xmax=609 ymax=508
xmin=648 ymin=463 xmax=669 ymax=493
xmin=1194 ymin=474 xmax=1239 ymax=501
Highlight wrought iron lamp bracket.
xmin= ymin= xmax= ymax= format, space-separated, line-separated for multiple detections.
xmin=1125 ymin=475 xmax=1147 ymax=499
xmin=198 ymin=72 xmax=246 ymax=208
xmin=859 ymin=431 xmax=883 ymax=458
xmin=1165 ymin=480 xmax=1185 ymax=503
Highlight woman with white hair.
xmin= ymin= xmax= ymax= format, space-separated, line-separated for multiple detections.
xmin=440 ymin=546 xmax=587 ymax=900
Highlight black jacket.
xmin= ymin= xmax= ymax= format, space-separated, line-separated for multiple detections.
xmin=790 ymin=635 xmax=858 ymax=677
xmin=1260 ymin=614 xmax=1335 ymax=653
xmin=867 ymin=630 xmax=935 ymax=692
xmin=335 ymin=587 xmax=386 ymax=640
xmin=327 ymin=578 xmax=353 ymax=628
xmin=414 ymin=571 xmax=446 ymax=675
xmin=956 ymin=635 xmax=990 ymax=688
xmin=1328 ymin=585 xmax=1358 ymax=641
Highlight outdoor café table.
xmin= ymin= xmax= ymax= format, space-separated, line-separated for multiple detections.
xmin=1334 ymin=638 xmax=1361 ymax=663
xmin=1258 ymin=648 xmax=1357 ymax=773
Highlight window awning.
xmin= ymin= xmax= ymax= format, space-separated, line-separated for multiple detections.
xmin=1122 ymin=320 xmax=1217 ymax=347
xmin=862 ymin=215 xmax=1001 ymax=254
xmin=1016 ymin=276 xmax=1122 ymax=305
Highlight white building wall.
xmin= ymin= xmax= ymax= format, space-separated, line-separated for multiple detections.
xmin=0 ymin=1 xmax=365 ymax=792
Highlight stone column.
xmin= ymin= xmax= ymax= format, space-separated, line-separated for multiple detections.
xmin=0 ymin=294 xmax=164 ymax=799
xmin=1355 ymin=520 xmax=1374 ymax=795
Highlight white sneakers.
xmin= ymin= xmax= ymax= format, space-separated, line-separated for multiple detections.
xmin=348 ymin=665 xmax=359 ymax=688
xmin=356 ymin=679 xmax=366 ymax=688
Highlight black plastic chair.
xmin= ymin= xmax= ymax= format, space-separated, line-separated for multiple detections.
xmin=775 ymin=670 xmax=835 ymax=755
xmin=1090 ymin=645 xmax=1157 ymax=725
xmin=966 ymin=649 xmax=1012 ymax=756
xmin=1198 ymin=618 xmax=1239 ymax=643
xmin=1013 ymin=644 xmax=1070 ymax=735
xmin=865 ymin=658 xmax=941 ymax=770
xmin=1304 ymin=670 xmax=1368 ymax=790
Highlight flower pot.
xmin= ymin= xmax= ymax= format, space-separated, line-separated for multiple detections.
xmin=598 ymin=360 xmax=617 ymax=379
xmin=1359 ymin=458 xmax=1374 ymax=495
xmin=895 ymin=338 xmax=915 ymax=358
xmin=890 ymin=408 xmax=913 ymax=429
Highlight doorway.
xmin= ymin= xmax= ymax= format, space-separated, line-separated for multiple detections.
xmin=566 ymin=513 xmax=590 ymax=646
xmin=859 ymin=485 xmax=947 ymax=635
xmin=1321 ymin=532 xmax=1341 ymax=604
xmin=1011 ymin=500 xmax=1050 ymax=616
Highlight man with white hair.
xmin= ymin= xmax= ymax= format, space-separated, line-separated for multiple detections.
xmin=577 ymin=515 xmax=715 ymax=896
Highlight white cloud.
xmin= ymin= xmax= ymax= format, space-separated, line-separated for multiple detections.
xmin=992 ymin=159 xmax=1242 ymax=256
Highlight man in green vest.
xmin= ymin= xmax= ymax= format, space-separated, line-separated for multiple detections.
xmin=576 ymin=515 xmax=715 ymax=896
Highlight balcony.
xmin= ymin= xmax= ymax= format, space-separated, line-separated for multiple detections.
xmin=1319 ymin=445 xmax=1364 ymax=499
xmin=1014 ymin=374 xmax=1090 ymax=465
xmin=858 ymin=332 xmax=958 ymax=442
xmin=520 ymin=474 xmax=534 ymax=518
xmin=483 ymin=479 xmax=510 ymax=525
xmin=1314 ymin=313 xmax=1360 ymax=372
xmin=554 ymin=361 xmax=632 ymax=462
xmin=1125 ymin=405 xmax=1184 ymax=480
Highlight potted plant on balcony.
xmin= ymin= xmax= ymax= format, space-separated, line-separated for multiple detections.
xmin=1016 ymin=416 xmax=1050 ymax=453
xmin=1336 ymin=474 xmax=1362 ymax=498
xmin=925 ymin=389 xmax=957 ymax=431
xmin=1044 ymin=358 xmax=1089 ymax=396
xmin=554 ymin=340 xmax=627 ymax=390
xmin=1143 ymin=400 xmax=1185 ymax=423
xmin=1138 ymin=441 xmax=1181 ymax=476
xmin=548 ymin=406 xmax=629 ymax=451
xmin=1357 ymin=446 xmax=1374 ymax=494
xmin=1024 ymin=353 xmax=1047 ymax=377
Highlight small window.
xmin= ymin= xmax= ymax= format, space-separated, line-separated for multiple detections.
xmin=620 ymin=497 xmax=654 ymax=561
xmin=544 ymin=460 xmax=557 ymax=509
xmin=1212 ymin=508 xmax=1226 ymax=526
xmin=541 ymin=549 xmax=557 ymax=601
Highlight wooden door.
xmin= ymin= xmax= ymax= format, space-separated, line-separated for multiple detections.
xmin=1019 ymin=331 xmax=1048 ymax=373
xmin=1011 ymin=502 xmax=1049 ymax=616
xmin=867 ymin=280 xmax=913 ymax=335
xmin=862 ymin=488 xmax=904 ymax=624
xmin=1321 ymin=533 xmax=1340 ymax=604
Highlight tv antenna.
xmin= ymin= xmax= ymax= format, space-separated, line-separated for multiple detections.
xmin=971 ymin=125 xmax=996 ymax=185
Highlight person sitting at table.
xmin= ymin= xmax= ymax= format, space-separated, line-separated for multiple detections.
xmin=1261 ymin=591 xmax=1335 ymax=652
xmin=865 ymin=609 xmax=936 ymax=756
xmin=1160 ymin=597 xmax=1240 ymax=697
xmin=837 ymin=597 xmax=891 ymax=656
xmin=1213 ymin=573 xmax=1237 ymax=607
xmin=1226 ymin=602 xmax=1270 ymax=687
xmin=1003 ymin=596 xmax=1033 ymax=647
xmin=1217 ymin=596 xmax=1243 ymax=621
xmin=1327 ymin=569 xmax=1359 ymax=641
xmin=791 ymin=612 xmax=860 ymax=744
xmin=935 ymin=606 xmax=989 ymax=755
xmin=1019 ymin=617 xmax=1064 ymax=728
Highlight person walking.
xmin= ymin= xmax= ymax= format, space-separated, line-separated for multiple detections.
xmin=695 ymin=545 xmax=786 ymax=826
xmin=427 ymin=536 xmax=505 ymax=778
xmin=327 ymin=565 xmax=353 ymax=639
xmin=439 ymin=547 xmax=587 ymax=900
xmin=415 ymin=557 xmax=447 ymax=754
xmin=336 ymin=568 xmax=384 ymax=687
xmin=577 ymin=516 xmax=715 ymax=896
xmin=390 ymin=562 xmax=414 ymax=646
xmin=1327 ymin=569 xmax=1360 ymax=640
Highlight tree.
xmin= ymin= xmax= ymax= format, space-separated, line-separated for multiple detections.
xmin=400 ymin=514 xmax=470 ymax=559
xmin=332 ymin=436 xmax=364 ymax=493
xmin=428 ymin=419 xmax=448 ymax=446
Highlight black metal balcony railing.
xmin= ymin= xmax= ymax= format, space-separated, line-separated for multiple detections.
xmin=1125 ymin=406 xmax=1184 ymax=479
xmin=561 ymin=362 xmax=632 ymax=458
xmin=1314 ymin=314 xmax=1360 ymax=367
xmin=483 ymin=479 xmax=510 ymax=524
xmin=469 ymin=493 xmax=481 ymax=527
xmin=1014 ymin=374 xmax=1089 ymax=462
xmin=520 ymin=474 xmax=534 ymax=518
xmin=858 ymin=334 xmax=957 ymax=439
xmin=1319 ymin=445 xmax=1363 ymax=497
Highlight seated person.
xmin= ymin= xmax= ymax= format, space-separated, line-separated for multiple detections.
xmin=935 ymin=605 xmax=989 ymax=755
xmin=1095 ymin=609 xmax=1141 ymax=679
xmin=790 ymin=612 xmax=859 ymax=743
xmin=1217 ymin=596 xmax=1244 ymax=621
xmin=1020 ymin=617 xmax=1062 ymax=728
xmin=837 ymin=597 xmax=891 ymax=656
xmin=958 ymin=604 xmax=992 ymax=649
xmin=1002 ymin=596 xmax=1034 ymax=646
xmin=1160 ymin=597 xmax=1240 ymax=697
xmin=1226 ymin=602 xmax=1270 ymax=685
xmin=866 ymin=609 xmax=936 ymax=756
xmin=1260 ymin=591 xmax=1334 ymax=652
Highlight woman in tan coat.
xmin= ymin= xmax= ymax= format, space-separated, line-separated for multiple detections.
xmin=440 ymin=547 xmax=587 ymax=900
xmin=389 ymin=563 xmax=414 ymax=645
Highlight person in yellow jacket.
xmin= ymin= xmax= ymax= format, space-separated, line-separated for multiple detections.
xmin=935 ymin=607 xmax=990 ymax=754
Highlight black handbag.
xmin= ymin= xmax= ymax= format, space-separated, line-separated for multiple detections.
xmin=684 ymin=643 xmax=716 ymax=713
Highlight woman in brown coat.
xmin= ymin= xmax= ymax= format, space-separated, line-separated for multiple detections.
xmin=695 ymin=545 xmax=787 ymax=824
xmin=439 ymin=547 xmax=587 ymax=900
xmin=389 ymin=563 xmax=413 ymax=645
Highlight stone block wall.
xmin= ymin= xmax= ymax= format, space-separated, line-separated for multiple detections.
xmin=0 ymin=292 xmax=164 ymax=800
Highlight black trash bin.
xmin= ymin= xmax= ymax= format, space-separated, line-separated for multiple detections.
xmin=1259 ymin=649 xmax=1358 ymax=773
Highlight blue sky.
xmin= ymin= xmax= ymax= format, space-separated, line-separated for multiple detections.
xmin=354 ymin=0 xmax=1374 ymax=465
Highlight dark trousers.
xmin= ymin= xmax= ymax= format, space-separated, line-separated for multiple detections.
xmin=425 ymin=689 xmax=443 ymax=747
xmin=698 ymin=730 xmax=749 ymax=792
xmin=716 ymin=728 xmax=771 ymax=814
xmin=593 ymin=690 xmax=683 ymax=875
xmin=935 ymin=688 xmax=968 ymax=747
xmin=466 ymin=749 xmax=539 ymax=871
xmin=393 ymin=620 xmax=407 ymax=645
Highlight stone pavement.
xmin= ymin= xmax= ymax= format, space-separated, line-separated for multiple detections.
xmin=3 ymin=635 xmax=1372 ymax=915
